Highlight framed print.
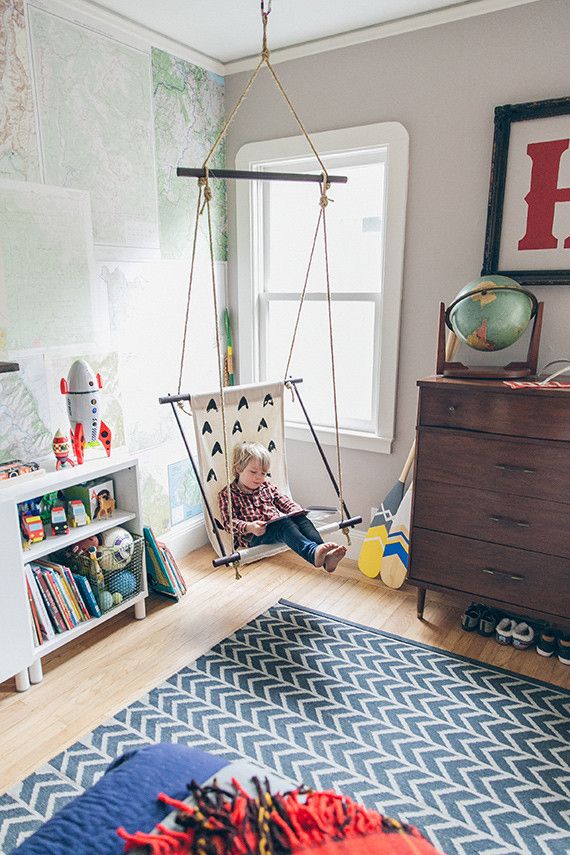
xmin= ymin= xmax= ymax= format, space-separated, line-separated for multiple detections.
xmin=482 ymin=96 xmax=570 ymax=286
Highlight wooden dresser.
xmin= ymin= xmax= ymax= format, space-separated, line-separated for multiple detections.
xmin=409 ymin=377 xmax=570 ymax=624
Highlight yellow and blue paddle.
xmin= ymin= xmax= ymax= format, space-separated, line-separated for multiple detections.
xmin=358 ymin=331 xmax=459 ymax=582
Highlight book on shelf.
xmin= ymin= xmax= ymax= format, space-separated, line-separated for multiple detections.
xmin=144 ymin=526 xmax=184 ymax=600
xmin=31 ymin=566 xmax=66 ymax=634
xmin=25 ymin=565 xmax=55 ymax=643
xmin=73 ymin=574 xmax=101 ymax=619
xmin=35 ymin=562 xmax=77 ymax=629
xmin=26 ymin=578 xmax=41 ymax=647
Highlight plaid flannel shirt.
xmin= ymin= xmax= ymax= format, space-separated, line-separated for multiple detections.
xmin=218 ymin=480 xmax=303 ymax=548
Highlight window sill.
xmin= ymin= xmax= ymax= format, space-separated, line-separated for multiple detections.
xmin=285 ymin=422 xmax=393 ymax=454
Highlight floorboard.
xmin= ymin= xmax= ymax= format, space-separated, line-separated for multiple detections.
xmin=1 ymin=547 xmax=568 ymax=794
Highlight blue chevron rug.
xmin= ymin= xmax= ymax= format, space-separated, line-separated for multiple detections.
xmin=1 ymin=600 xmax=569 ymax=855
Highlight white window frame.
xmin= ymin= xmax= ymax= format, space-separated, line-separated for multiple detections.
xmin=235 ymin=122 xmax=409 ymax=454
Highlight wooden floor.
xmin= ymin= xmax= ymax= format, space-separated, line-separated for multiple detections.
xmin=1 ymin=547 xmax=568 ymax=795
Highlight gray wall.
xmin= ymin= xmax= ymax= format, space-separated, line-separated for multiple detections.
xmin=225 ymin=0 xmax=570 ymax=524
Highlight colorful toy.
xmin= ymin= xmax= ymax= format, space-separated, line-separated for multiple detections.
xmin=0 ymin=459 xmax=41 ymax=480
xmin=60 ymin=359 xmax=112 ymax=465
xmin=87 ymin=546 xmax=105 ymax=593
xmin=98 ymin=526 xmax=134 ymax=570
xmin=68 ymin=499 xmax=90 ymax=528
xmin=75 ymin=535 xmax=100 ymax=554
xmin=21 ymin=514 xmax=45 ymax=544
xmin=108 ymin=570 xmax=137 ymax=598
xmin=111 ymin=592 xmax=123 ymax=605
xmin=40 ymin=492 xmax=59 ymax=526
xmin=98 ymin=590 xmax=114 ymax=612
xmin=52 ymin=430 xmax=75 ymax=470
xmin=51 ymin=505 xmax=69 ymax=536
xmin=95 ymin=490 xmax=115 ymax=520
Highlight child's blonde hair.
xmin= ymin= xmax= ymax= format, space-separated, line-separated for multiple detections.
xmin=232 ymin=442 xmax=270 ymax=480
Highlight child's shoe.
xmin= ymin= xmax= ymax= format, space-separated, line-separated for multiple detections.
xmin=496 ymin=617 xmax=517 ymax=645
xmin=512 ymin=622 xmax=535 ymax=650
xmin=536 ymin=628 xmax=558 ymax=658
xmin=478 ymin=609 xmax=498 ymax=637
xmin=558 ymin=634 xmax=570 ymax=665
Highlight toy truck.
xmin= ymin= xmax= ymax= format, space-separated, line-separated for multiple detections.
xmin=67 ymin=499 xmax=90 ymax=528
xmin=21 ymin=514 xmax=45 ymax=545
xmin=51 ymin=505 xmax=69 ymax=536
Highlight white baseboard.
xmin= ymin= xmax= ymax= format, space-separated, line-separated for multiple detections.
xmin=161 ymin=516 xmax=209 ymax=561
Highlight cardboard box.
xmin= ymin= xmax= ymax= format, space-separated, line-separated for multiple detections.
xmin=63 ymin=478 xmax=115 ymax=519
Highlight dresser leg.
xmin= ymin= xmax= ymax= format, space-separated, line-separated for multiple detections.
xmin=417 ymin=588 xmax=426 ymax=619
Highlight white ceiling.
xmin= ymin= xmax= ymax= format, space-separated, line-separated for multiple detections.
xmin=90 ymin=0 xmax=535 ymax=66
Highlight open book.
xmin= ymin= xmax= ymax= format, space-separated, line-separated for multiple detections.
xmin=265 ymin=509 xmax=308 ymax=525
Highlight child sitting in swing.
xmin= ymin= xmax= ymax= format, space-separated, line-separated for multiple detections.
xmin=218 ymin=442 xmax=347 ymax=573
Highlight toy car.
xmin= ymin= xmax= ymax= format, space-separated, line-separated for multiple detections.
xmin=1 ymin=459 xmax=40 ymax=480
xmin=51 ymin=505 xmax=69 ymax=536
xmin=68 ymin=499 xmax=90 ymax=528
xmin=21 ymin=514 xmax=45 ymax=544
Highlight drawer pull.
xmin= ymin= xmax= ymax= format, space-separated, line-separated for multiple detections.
xmin=489 ymin=514 xmax=530 ymax=529
xmin=448 ymin=405 xmax=457 ymax=414
xmin=481 ymin=567 xmax=525 ymax=582
xmin=495 ymin=463 xmax=536 ymax=474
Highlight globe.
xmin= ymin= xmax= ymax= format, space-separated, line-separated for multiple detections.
xmin=447 ymin=275 xmax=536 ymax=352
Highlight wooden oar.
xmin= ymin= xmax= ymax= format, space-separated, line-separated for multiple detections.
xmin=358 ymin=332 xmax=459 ymax=579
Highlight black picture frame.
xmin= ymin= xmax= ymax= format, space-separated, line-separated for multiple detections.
xmin=482 ymin=96 xmax=570 ymax=287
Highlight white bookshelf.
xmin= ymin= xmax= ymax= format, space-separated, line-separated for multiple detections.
xmin=0 ymin=452 xmax=147 ymax=691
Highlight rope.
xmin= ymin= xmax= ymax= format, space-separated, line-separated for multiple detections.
xmin=284 ymin=206 xmax=323 ymax=379
xmin=201 ymin=4 xmax=329 ymax=194
xmin=204 ymin=192 xmax=241 ymax=580
xmin=177 ymin=183 xmax=204 ymax=400
xmin=321 ymin=186 xmax=349 ymax=544
xmin=176 ymin=3 xmax=349 ymax=568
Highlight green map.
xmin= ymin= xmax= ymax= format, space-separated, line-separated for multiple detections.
xmin=152 ymin=48 xmax=227 ymax=262
xmin=29 ymin=7 xmax=159 ymax=255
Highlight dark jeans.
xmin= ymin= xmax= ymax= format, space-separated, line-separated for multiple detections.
xmin=249 ymin=515 xmax=324 ymax=566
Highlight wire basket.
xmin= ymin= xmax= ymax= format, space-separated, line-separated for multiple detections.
xmin=67 ymin=532 xmax=144 ymax=612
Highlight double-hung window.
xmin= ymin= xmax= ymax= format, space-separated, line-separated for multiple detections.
xmin=236 ymin=122 xmax=408 ymax=453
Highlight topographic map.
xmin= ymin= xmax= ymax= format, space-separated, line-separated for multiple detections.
xmin=29 ymin=6 xmax=159 ymax=256
xmin=0 ymin=0 xmax=40 ymax=181
xmin=0 ymin=180 xmax=97 ymax=351
xmin=152 ymin=48 xmax=227 ymax=262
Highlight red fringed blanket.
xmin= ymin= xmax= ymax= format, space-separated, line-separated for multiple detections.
xmin=117 ymin=778 xmax=443 ymax=855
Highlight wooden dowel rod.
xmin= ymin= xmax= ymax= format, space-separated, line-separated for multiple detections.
xmin=176 ymin=167 xmax=347 ymax=185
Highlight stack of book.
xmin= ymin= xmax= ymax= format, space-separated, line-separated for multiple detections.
xmin=25 ymin=559 xmax=101 ymax=645
xmin=144 ymin=527 xmax=187 ymax=600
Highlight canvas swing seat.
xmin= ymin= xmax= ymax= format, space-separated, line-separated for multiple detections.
xmin=159 ymin=1 xmax=361 ymax=576
xmin=190 ymin=379 xmax=341 ymax=566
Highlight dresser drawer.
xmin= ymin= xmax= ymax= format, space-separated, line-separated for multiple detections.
xmin=409 ymin=529 xmax=570 ymax=618
xmin=416 ymin=428 xmax=570 ymax=505
xmin=419 ymin=386 xmax=570 ymax=441
xmin=413 ymin=478 xmax=570 ymax=558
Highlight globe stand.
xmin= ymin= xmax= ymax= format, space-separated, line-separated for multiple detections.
xmin=436 ymin=301 xmax=544 ymax=379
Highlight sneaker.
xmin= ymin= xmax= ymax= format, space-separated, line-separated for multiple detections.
xmin=536 ymin=628 xmax=558 ymax=658
xmin=496 ymin=617 xmax=517 ymax=645
xmin=478 ymin=609 xmax=498 ymax=637
xmin=512 ymin=622 xmax=535 ymax=650
xmin=461 ymin=604 xmax=482 ymax=632
xmin=558 ymin=634 xmax=570 ymax=665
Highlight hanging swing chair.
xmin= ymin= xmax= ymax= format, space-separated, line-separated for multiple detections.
xmin=160 ymin=1 xmax=361 ymax=577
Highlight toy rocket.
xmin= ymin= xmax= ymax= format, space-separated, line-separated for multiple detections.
xmin=60 ymin=359 xmax=112 ymax=465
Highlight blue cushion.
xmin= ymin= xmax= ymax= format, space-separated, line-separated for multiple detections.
xmin=12 ymin=744 xmax=228 ymax=855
